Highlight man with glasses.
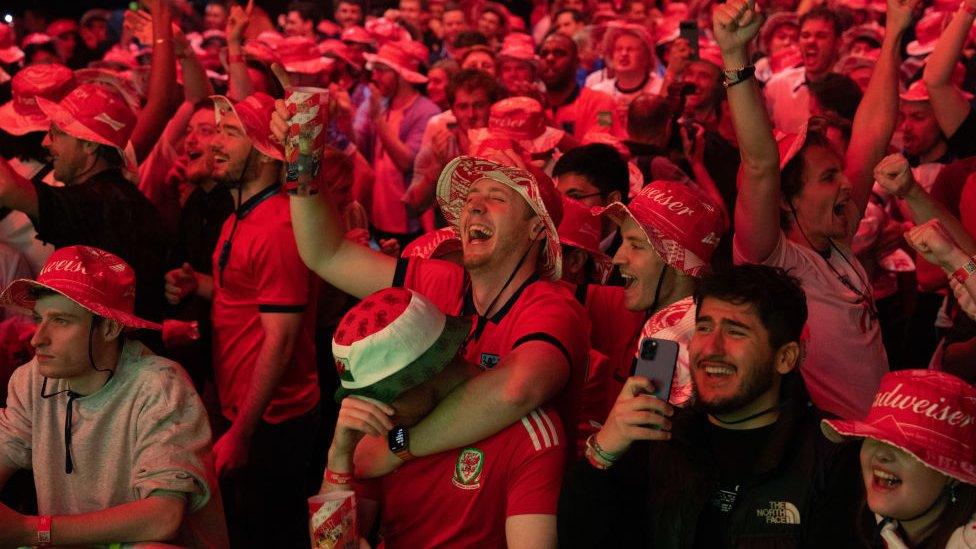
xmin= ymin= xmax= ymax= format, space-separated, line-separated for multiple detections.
xmin=552 ymin=143 xmax=631 ymax=248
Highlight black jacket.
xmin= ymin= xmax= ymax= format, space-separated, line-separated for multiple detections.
xmin=558 ymin=374 xmax=866 ymax=548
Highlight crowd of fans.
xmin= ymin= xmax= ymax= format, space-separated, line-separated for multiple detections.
xmin=0 ymin=0 xmax=975 ymax=546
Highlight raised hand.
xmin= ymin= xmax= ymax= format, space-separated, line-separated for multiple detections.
xmin=227 ymin=0 xmax=254 ymax=45
xmin=164 ymin=263 xmax=198 ymax=305
xmin=595 ymin=376 xmax=674 ymax=456
xmin=886 ymin=0 xmax=922 ymax=34
xmin=905 ymin=219 xmax=968 ymax=271
xmin=874 ymin=153 xmax=917 ymax=198
xmin=712 ymin=0 xmax=762 ymax=54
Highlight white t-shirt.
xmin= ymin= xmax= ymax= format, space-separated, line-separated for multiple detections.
xmin=734 ymin=233 xmax=888 ymax=419
xmin=763 ymin=66 xmax=810 ymax=135
xmin=590 ymin=75 xmax=664 ymax=130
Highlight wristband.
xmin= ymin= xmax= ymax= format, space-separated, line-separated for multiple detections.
xmin=586 ymin=434 xmax=620 ymax=464
xmin=952 ymin=257 xmax=976 ymax=284
xmin=722 ymin=65 xmax=756 ymax=88
xmin=37 ymin=515 xmax=52 ymax=547
xmin=324 ymin=468 xmax=352 ymax=485
xmin=585 ymin=448 xmax=612 ymax=470
xmin=227 ymin=52 xmax=245 ymax=65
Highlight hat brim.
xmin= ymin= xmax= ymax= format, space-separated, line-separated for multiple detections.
xmin=560 ymin=235 xmax=613 ymax=284
xmin=282 ymin=57 xmax=335 ymax=75
xmin=0 ymin=47 xmax=24 ymax=65
xmin=822 ymin=418 xmax=976 ymax=486
xmin=0 ymin=278 xmax=161 ymax=331
xmin=363 ymin=54 xmax=427 ymax=84
xmin=335 ymin=315 xmax=471 ymax=403
xmin=436 ymin=156 xmax=563 ymax=280
xmin=0 ymin=101 xmax=48 ymax=136
xmin=906 ymin=41 xmax=935 ymax=57
xmin=596 ymin=201 xmax=709 ymax=277
xmin=211 ymin=95 xmax=284 ymax=162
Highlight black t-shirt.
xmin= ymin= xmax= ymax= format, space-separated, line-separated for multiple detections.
xmin=948 ymin=107 xmax=976 ymax=159
xmin=693 ymin=422 xmax=778 ymax=549
xmin=31 ymin=168 xmax=168 ymax=322
xmin=174 ymin=184 xmax=234 ymax=274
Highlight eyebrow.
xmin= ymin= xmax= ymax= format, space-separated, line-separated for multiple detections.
xmin=36 ymin=310 xmax=81 ymax=320
xmin=697 ymin=315 xmax=753 ymax=331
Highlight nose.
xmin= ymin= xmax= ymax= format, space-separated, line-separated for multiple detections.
xmin=611 ymin=246 xmax=627 ymax=266
xmin=42 ymin=132 xmax=52 ymax=148
xmin=30 ymin=321 xmax=47 ymax=349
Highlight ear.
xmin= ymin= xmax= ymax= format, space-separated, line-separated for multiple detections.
xmin=531 ymin=221 xmax=545 ymax=240
xmin=566 ymin=247 xmax=588 ymax=275
xmin=80 ymin=140 xmax=100 ymax=155
xmin=773 ymin=341 xmax=800 ymax=375
xmin=99 ymin=319 xmax=124 ymax=343
xmin=605 ymin=190 xmax=622 ymax=205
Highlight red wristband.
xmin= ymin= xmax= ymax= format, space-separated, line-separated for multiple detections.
xmin=324 ymin=468 xmax=352 ymax=485
xmin=952 ymin=258 xmax=976 ymax=284
xmin=37 ymin=515 xmax=52 ymax=547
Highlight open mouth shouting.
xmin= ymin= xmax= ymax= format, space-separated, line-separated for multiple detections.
xmin=465 ymin=223 xmax=494 ymax=245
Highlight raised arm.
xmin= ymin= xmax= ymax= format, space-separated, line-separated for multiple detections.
xmin=174 ymin=31 xmax=213 ymax=104
xmin=130 ymin=0 xmax=180 ymax=163
xmin=876 ymin=153 xmax=976 ymax=255
xmin=715 ymin=0 xmax=781 ymax=263
xmin=226 ymin=0 xmax=254 ymax=102
xmin=922 ymin=0 xmax=975 ymax=137
xmin=270 ymin=100 xmax=396 ymax=298
xmin=844 ymin=0 xmax=918 ymax=214
xmin=0 ymin=158 xmax=39 ymax=217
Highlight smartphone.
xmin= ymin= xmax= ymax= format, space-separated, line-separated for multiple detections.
xmin=679 ymin=20 xmax=700 ymax=61
xmin=633 ymin=338 xmax=679 ymax=402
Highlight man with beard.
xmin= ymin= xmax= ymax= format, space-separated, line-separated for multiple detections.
xmin=558 ymin=264 xmax=863 ymax=547
xmin=538 ymin=33 xmax=621 ymax=140
xmin=273 ymin=82 xmax=590 ymax=473
xmin=166 ymin=93 xmax=320 ymax=548
xmin=763 ymin=7 xmax=843 ymax=134
xmin=0 ymin=84 xmax=167 ymax=326
xmin=162 ymin=102 xmax=234 ymax=391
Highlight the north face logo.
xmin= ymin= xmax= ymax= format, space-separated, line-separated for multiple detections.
xmin=756 ymin=501 xmax=801 ymax=525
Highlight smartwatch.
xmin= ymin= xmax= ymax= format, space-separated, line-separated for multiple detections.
xmin=387 ymin=426 xmax=414 ymax=461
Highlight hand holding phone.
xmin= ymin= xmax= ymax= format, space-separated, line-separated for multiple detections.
xmin=595 ymin=369 xmax=676 ymax=456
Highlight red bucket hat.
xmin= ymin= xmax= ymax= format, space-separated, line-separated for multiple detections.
xmin=364 ymin=40 xmax=428 ymax=84
xmin=0 ymin=24 xmax=24 ymax=65
xmin=0 ymin=63 xmax=75 ymax=136
xmin=498 ymin=33 xmax=538 ymax=66
xmin=559 ymin=196 xmax=613 ymax=284
xmin=469 ymin=97 xmax=566 ymax=158
xmin=907 ymin=10 xmax=949 ymax=57
xmin=75 ymin=68 xmax=144 ymax=113
xmin=319 ymin=39 xmax=362 ymax=69
xmin=211 ymin=93 xmax=284 ymax=161
xmin=35 ymin=83 xmax=138 ymax=175
xmin=823 ymin=370 xmax=976 ymax=485
xmin=436 ymin=156 xmax=565 ymax=280
xmin=0 ymin=245 xmax=161 ymax=331
xmin=365 ymin=17 xmax=412 ymax=45
xmin=340 ymin=25 xmax=375 ymax=47
xmin=401 ymin=227 xmax=462 ymax=260
xmin=595 ymin=181 xmax=724 ymax=277
xmin=332 ymin=287 xmax=471 ymax=403
xmin=277 ymin=36 xmax=334 ymax=75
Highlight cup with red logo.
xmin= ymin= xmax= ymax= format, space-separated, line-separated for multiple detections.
xmin=284 ymin=86 xmax=329 ymax=196
xmin=308 ymin=490 xmax=357 ymax=549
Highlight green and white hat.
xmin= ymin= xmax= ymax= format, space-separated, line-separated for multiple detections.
xmin=332 ymin=288 xmax=472 ymax=403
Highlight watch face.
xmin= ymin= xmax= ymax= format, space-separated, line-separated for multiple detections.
xmin=389 ymin=426 xmax=408 ymax=451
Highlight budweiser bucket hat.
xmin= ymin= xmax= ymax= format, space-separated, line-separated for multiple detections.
xmin=0 ymin=63 xmax=75 ymax=136
xmin=363 ymin=40 xmax=428 ymax=84
xmin=333 ymin=287 xmax=471 ymax=403
xmin=211 ymin=92 xmax=284 ymax=161
xmin=559 ymin=196 xmax=613 ymax=284
xmin=35 ymin=83 xmax=138 ymax=176
xmin=277 ymin=36 xmax=334 ymax=75
xmin=436 ymin=156 xmax=565 ymax=280
xmin=468 ymin=97 xmax=566 ymax=158
xmin=822 ymin=370 xmax=976 ymax=485
xmin=0 ymin=245 xmax=161 ymax=331
xmin=595 ymin=181 xmax=724 ymax=277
